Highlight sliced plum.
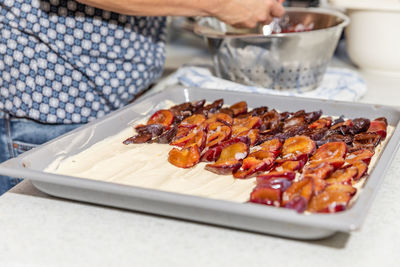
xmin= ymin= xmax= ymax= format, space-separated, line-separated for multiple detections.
xmin=307 ymin=184 xmax=356 ymax=213
xmin=257 ymin=177 xmax=293 ymax=192
xmin=174 ymin=126 xmax=191 ymax=140
xmin=135 ymin=123 xmax=166 ymax=137
xmin=345 ymin=149 xmax=374 ymax=166
xmin=350 ymin=118 xmax=370 ymax=135
xmin=206 ymin=122 xmax=232 ymax=148
xmin=257 ymin=171 xmax=296 ymax=184
xmin=310 ymin=141 xmax=347 ymax=168
xmin=229 ymin=101 xmax=248 ymax=117
xmin=231 ymin=116 xmax=261 ymax=137
xmin=171 ymin=126 xmax=207 ymax=151
xmin=170 ymin=131 xmax=197 ymax=147
xmin=317 ymin=133 xmax=353 ymax=147
xmin=249 ymin=186 xmax=282 ymax=206
xmin=260 ymin=110 xmax=281 ymax=131
xmin=219 ymin=108 xmax=234 ymax=117
xmin=170 ymin=102 xmax=193 ymax=122
xmin=367 ymin=120 xmax=387 ymax=139
xmin=302 ymin=161 xmax=334 ymax=193
xmin=281 ymin=135 xmax=316 ymax=161
xmin=202 ymin=99 xmax=224 ymax=114
xmin=352 ymin=132 xmax=381 ymax=151
xmin=180 ymin=114 xmax=207 ymax=128
xmin=330 ymin=119 xmax=353 ymax=135
xmin=375 ymin=117 xmax=388 ymax=126
xmin=282 ymin=177 xmax=314 ymax=207
xmin=154 ymin=125 xmax=178 ymax=144
xmin=237 ymin=129 xmax=260 ymax=146
xmin=248 ymin=149 xmax=276 ymax=161
xmin=123 ymin=133 xmax=152 ymax=144
xmin=233 ymin=156 xmax=274 ymax=179
xmin=207 ymin=113 xmax=233 ymax=126
xmin=308 ymin=117 xmax=332 ymax=129
xmin=170 ymin=102 xmax=192 ymax=113
xmin=303 ymin=127 xmax=328 ymax=141
xmin=147 ymin=109 xmax=174 ymax=128
xmin=192 ymin=99 xmax=206 ymax=111
xmin=200 ymin=136 xmax=250 ymax=163
xmin=205 ymin=142 xmax=249 ymax=175
xmin=325 ymin=166 xmax=358 ymax=185
xmin=304 ymin=110 xmax=322 ymax=124
xmin=274 ymin=155 xmax=307 ymax=172
xmin=273 ymin=125 xmax=307 ymax=141
xmin=200 ymin=146 xmax=223 ymax=162
xmin=250 ymin=106 xmax=269 ymax=117
xmin=350 ymin=161 xmax=369 ymax=181
xmin=233 ymin=116 xmax=262 ymax=129
xmin=168 ymin=145 xmax=200 ymax=168
xmin=284 ymin=196 xmax=308 ymax=213
xmin=332 ymin=115 xmax=345 ymax=126
xmin=283 ymin=115 xmax=305 ymax=130
xmin=259 ymin=138 xmax=283 ymax=157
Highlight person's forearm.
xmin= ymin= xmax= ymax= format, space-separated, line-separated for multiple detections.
xmin=77 ymin=0 xmax=285 ymax=28
xmin=76 ymin=0 xmax=213 ymax=17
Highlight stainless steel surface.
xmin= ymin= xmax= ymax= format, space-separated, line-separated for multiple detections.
xmin=194 ymin=8 xmax=349 ymax=92
xmin=0 ymin=86 xmax=399 ymax=240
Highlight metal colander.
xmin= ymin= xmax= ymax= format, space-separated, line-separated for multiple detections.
xmin=194 ymin=8 xmax=349 ymax=92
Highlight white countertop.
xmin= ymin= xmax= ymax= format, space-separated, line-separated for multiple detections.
xmin=1 ymin=41 xmax=400 ymax=266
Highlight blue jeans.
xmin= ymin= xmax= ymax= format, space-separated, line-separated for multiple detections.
xmin=0 ymin=111 xmax=83 ymax=195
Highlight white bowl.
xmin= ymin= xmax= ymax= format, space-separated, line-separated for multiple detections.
xmin=329 ymin=0 xmax=400 ymax=75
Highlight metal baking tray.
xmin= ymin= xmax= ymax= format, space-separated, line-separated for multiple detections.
xmin=1 ymin=86 xmax=400 ymax=240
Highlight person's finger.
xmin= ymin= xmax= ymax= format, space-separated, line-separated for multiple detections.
xmin=233 ymin=20 xmax=259 ymax=29
xmin=269 ymin=1 xmax=285 ymax=18
xmin=260 ymin=14 xmax=273 ymax=25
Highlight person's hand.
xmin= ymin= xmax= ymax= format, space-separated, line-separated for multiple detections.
xmin=208 ymin=0 xmax=285 ymax=28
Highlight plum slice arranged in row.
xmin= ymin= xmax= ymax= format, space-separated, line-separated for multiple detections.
xmin=205 ymin=142 xmax=249 ymax=175
xmin=123 ymin=99 xmax=389 ymax=214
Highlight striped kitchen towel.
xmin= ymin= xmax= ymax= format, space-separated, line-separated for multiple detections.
xmin=166 ymin=66 xmax=366 ymax=101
